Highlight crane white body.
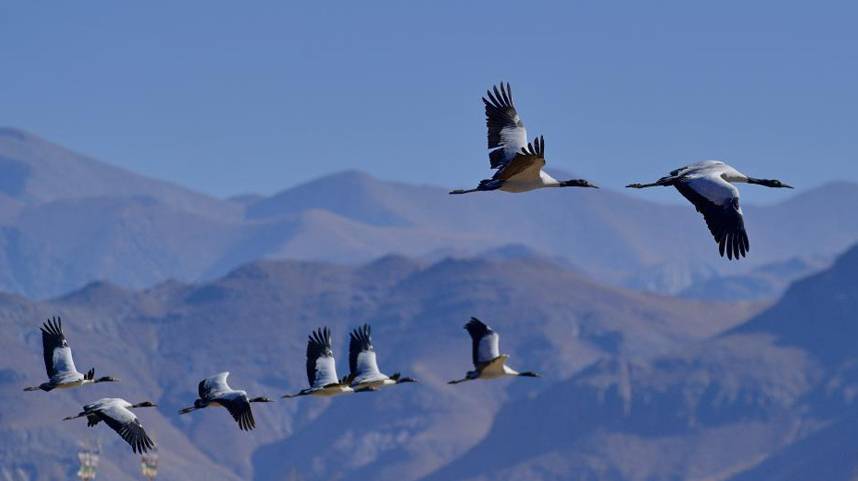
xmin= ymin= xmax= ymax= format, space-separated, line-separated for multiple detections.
xmin=448 ymin=318 xmax=539 ymax=384
xmin=627 ymin=160 xmax=792 ymax=260
xmin=179 ymin=372 xmax=270 ymax=430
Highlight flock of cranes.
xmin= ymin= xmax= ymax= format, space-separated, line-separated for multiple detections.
xmin=451 ymin=82 xmax=792 ymax=260
xmin=26 ymin=317 xmax=531 ymax=453
xmin=23 ymin=82 xmax=793 ymax=455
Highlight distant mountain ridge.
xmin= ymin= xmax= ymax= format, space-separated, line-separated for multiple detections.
xmin=0 ymin=128 xmax=238 ymax=219
xmin=678 ymin=256 xmax=831 ymax=301
xmin=1 ymin=127 xmax=856 ymax=298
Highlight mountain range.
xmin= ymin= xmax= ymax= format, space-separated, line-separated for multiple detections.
xmin=427 ymin=243 xmax=858 ymax=481
xmin=0 ymin=254 xmax=758 ymax=481
xmin=1 ymin=126 xmax=856 ymax=481
xmin=3 ymin=240 xmax=857 ymax=481
xmin=2 ymin=127 xmax=858 ymax=300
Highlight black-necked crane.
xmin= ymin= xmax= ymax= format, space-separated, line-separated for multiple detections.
xmin=283 ymin=327 xmax=354 ymax=398
xmin=63 ymin=398 xmax=157 ymax=454
xmin=178 ymin=372 xmax=272 ymax=431
xmin=448 ymin=317 xmax=540 ymax=384
xmin=24 ymin=317 xmax=118 ymax=392
xmin=343 ymin=324 xmax=416 ymax=392
xmin=450 ymin=82 xmax=597 ymax=195
xmin=626 ymin=160 xmax=793 ymax=260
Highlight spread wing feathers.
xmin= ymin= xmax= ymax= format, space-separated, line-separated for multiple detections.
xmin=493 ymin=135 xmax=546 ymax=182
xmin=199 ymin=372 xmax=231 ymax=400
xmin=675 ymin=177 xmax=749 ymax=260
xmin=484 ymin=82 xmax=528 ymax=169
xmin=351 ymin=352 xmax=382 ymax=384
xmin=40 ymin=317 xmax=77 ymax=379
xmin=306 ymin=327 xmax=339 ymax=387
xmin=98 ymin=407 xmax=156 ymax=454
xmin=312 ymin=356 xmax=340 ymax=388
xmin=465 ymin=317 xmax=501 ymax=367
xmin=220 ymin=396 xmax=256 ymax=431
xmin=349 ymin=324 xmax=382 ymax=379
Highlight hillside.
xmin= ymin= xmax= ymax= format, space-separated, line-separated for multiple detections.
xmin=0 ymin=255 xmax=758 ymax=481
xmin=679 ymin=256 xmax=831 ymax=301
xmin=427 ymin=243 xmax=858 ymax=481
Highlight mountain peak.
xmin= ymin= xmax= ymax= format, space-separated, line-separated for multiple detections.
xmin=56 ymin=280 xmax=133 ymax=305
xmin=729 ymin=243 xmax=858 ymax=363
xmin=245 ymin=169 xmax=412 ymax=226
xmin=314 ymin=168 xmax=377 ymax=183
xmin=0 ymin=127 xmax=239 ymax=220
xmin=0 ymin=127 xmax=37 ymax=141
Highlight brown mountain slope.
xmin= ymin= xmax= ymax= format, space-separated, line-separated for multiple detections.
xmin=428 ymin=243 xmax=858 ymax=481
xmin=0 ymin=255 xmax=758 ymax=481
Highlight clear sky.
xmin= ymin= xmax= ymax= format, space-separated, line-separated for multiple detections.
xmin=1 ymin=1 xmax=855 ymax=203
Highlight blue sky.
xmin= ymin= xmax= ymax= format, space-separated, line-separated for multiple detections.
xmin=1 ymin=1 xmax=855 ymax=203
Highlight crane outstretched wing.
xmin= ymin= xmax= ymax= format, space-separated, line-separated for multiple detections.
xmin=98 ymin=405 xmax=156 ymax=454
xmin=199 ymin=372 xmax=231 ymax=400
xmin=40 ymin=317 xmax=78 ymax=380
xmin=220 ymin=395 xmax=256 ymax=431
xmin=675 ymin=174 xmax=749 ymax=260
xmin=484 ymin=82 xmax=528 ymax=170
xmin=307 ymin=327 xmax=339 ymax=388
xmin=465 ymin=317 xmax=500 ymax=368
xmin=348 ymin=324 xmax=384 ymax=384
xmin=493 ymin=135 xmax=545 ymax=182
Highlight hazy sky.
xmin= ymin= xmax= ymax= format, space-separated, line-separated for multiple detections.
xmin=2 ymin=1 xmax=855 ymax=203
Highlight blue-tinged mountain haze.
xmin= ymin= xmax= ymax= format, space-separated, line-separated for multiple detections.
xmin=1 ymin=128 xmax=857 ymax=299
